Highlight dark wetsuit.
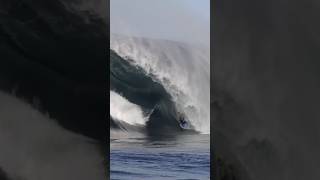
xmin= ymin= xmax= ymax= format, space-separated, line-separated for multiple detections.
xmin=180 ymin=118 xmax=187 ymax=128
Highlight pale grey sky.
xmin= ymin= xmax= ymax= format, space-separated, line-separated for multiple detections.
xmin=110 ymin=0 xmax=210 ymax=46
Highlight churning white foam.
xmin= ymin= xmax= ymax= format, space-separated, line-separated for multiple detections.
xmin=110 ymin=90 xmax=147 ymax=126
xmin=110 ymin=34 xmax=210 ymax=134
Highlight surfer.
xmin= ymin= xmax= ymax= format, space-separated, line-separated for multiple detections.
xmin=178 ymin=112 xmax=188 ymax=129
xmin=180 ymin=118 xmax=187 ymax=128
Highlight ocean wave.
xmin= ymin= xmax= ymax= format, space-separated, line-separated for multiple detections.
xmin=110 ymin=34 xmax=210 ymax=134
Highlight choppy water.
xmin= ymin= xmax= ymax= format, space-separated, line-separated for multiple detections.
xmin=110 ymin=134 xmax=210 ymax=180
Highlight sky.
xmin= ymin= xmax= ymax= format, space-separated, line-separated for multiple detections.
xmin=110 ymin=0 xmax=210 ymax=46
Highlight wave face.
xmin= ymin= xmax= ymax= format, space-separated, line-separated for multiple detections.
xmin=110 ymin=34 xmax=210 ymax=134
xmin=0 ymin=0 xmax=107 ymax=142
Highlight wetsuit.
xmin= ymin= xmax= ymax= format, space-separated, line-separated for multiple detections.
xmin=180 ymin=118 xmax=187 ymax=128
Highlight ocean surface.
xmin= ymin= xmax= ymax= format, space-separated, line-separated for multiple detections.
xmin=110 ymin=134 xmax=210 ymax=180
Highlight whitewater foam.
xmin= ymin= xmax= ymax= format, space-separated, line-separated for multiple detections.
xmin=110 ymin=90 xmax=147 ymax=126
xmin=110 ymin=34 xmax=210 ymax=134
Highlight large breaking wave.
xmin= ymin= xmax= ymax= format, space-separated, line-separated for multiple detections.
xmin=110 ymin=34 xmax=210 ymax=135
